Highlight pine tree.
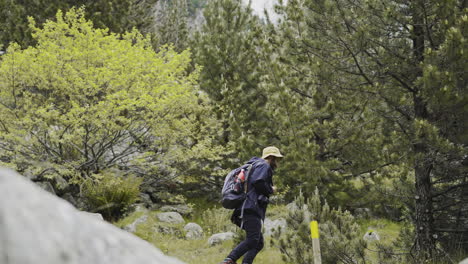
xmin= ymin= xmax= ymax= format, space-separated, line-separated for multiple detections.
xmin=272 ymin=188 xmax=367 ymax=264
xmin=192 ymin=0 xmax=272 ymax=161
xmin=269 ymin=0 xmax=467 ymax=261
xmin=0 ymin=0 xmax=158 ymax=49
xmin=152 ymin=0 xmax=190 ymax=51
xmin=259 ymin=0 xmax=392 ymax=209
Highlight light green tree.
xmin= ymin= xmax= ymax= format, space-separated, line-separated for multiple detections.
xmin=0 ymin=8 xmax=201 ymax=185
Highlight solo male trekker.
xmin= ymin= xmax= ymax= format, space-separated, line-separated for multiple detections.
xmin=219 ymin=146 xmax=283 ymax=264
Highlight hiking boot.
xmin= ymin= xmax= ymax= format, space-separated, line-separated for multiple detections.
xmin=218 ymin=258 xmax=237 ymax=264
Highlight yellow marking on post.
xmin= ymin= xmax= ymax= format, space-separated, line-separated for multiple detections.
xmin=310 ymin=221 xmax=319 ymax=239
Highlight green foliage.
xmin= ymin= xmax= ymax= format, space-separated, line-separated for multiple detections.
xmin=187 ymin=0 xmax=207 ymax=15
xmin=357 ymin=218 xmax=407 ymax=264
xmin=0 ymin=0 xmax=157 ymax=48
xmin=258 ymin=0 xmax=397 ymax=214
xmin=193 ymin=0 xmax=271 ymax=161
xmin=266 ymin=0 xmax=467 ymax=260
xmin=153 ymin=0 xmax=190 ymax=52
xmin=272 ymin=188 xmax=367 ymax=264
xmin=0 ymin=7 xmax=230 ymax=210
xmin=153 ymin=191 xmax=188 ymax=205
xmin=200 ymin=206 xmax=235 ymax=235
xmin=82 ymin=170 xmax=142 ymax=220
xmin=0 ymin=8 xmax=200 ymax=182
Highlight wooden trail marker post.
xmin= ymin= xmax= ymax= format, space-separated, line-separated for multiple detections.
xmin=310 ymin=221 xmax=322 ymax=264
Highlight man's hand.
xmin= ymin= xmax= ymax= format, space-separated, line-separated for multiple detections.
xmin=272 ymin=185 xmax=277 ymax=193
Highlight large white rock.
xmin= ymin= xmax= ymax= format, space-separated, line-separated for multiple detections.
xmin=0 ymin=169 xmax=185 ymax=264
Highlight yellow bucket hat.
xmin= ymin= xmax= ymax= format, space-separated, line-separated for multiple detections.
xmin=262 ymin=146 xmax=284 ymax=159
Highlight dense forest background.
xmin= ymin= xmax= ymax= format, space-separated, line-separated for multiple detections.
xmin=0 ymin=0 xmax=466 ymax=263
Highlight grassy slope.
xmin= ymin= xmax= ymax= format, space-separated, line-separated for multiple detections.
xmin=114 ymin=205 xmax=404 ymax=264
xmin=114 ymin=207 xmax=286 ymax=263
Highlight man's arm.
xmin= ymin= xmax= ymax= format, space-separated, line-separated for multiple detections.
xmin=251 ymin=163 xmax=273 ymax=196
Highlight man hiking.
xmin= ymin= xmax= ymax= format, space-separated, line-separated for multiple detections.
xmin=219 ymin=146 xmax=283 ymax=264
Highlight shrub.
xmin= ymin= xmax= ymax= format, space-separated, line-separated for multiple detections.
xmin=272 ymin=188 xmax=367 ymax=264
xmin=83 ymin=171 xmax=142 ymax=221
xmin=201 ymin=207 xmax=235 ymax=235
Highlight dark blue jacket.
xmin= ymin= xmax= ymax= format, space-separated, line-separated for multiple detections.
xmin=234 ymin=157 xmax=274 ymax=220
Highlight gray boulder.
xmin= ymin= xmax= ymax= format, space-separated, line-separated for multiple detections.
xmin=460 ymin=258 xmax=468 ymax=264
xmin=156 ymin=212 xmax=185 ymax=224
xmin=208 ymin=232 xmax=235 ymax=246
xmin=124 ymin=215 xmax=149 ymax=233
xmin=0 ymin=168 xmax=185 ymax=264
xmin=264 ymin=218 xmax=287 ymax=236
xmin=184 ymin=223 xmax=203 ymax=240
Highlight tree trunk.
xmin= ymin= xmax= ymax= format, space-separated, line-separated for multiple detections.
xmin=413 ymin=129 xmax=436 ymax=259
xmin=411 ymin=1 xmax=437 ymax=260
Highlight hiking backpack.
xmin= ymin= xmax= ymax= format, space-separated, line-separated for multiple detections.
xmin=221 ymin=163 xmax=255 ymax=209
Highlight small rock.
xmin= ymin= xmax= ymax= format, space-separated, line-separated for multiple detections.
xmin=208 ymin=232 xmax=235 ymax=246
xmin=184 ymin=223 xmax=203 ymax=240
xmin=154 ymin=225 xmax=179 ymax=235
xmin=139 ymin=193 xmax=152 ymax=206
xmin=286 ymin=202 xmax=297 ymax=211
xmin=54 ymin=176 xmax=69 ymax=190
xmin=363 ymin=230 xmax=380 ymax=241
xmin=124 ymin=215 xmax=148 ymax=233
xmin=156 ymin=212 xmax=185 ymax=224
xmin=160 ymin=205 xmax=193 ymax=216
xmin=35 ymin=182 xmax=55 ymax=195
xmin=132 ymin=203 xmax=149 ymax=212
xmin=264 ymin=218 xmax=287 ymax=236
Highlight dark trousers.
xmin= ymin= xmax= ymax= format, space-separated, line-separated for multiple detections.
xmin=227 ymin=213 xmax=264 ymax=264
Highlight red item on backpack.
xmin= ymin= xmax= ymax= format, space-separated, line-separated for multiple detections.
xmin=237 ymin=169 xmax=245 ymax=182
